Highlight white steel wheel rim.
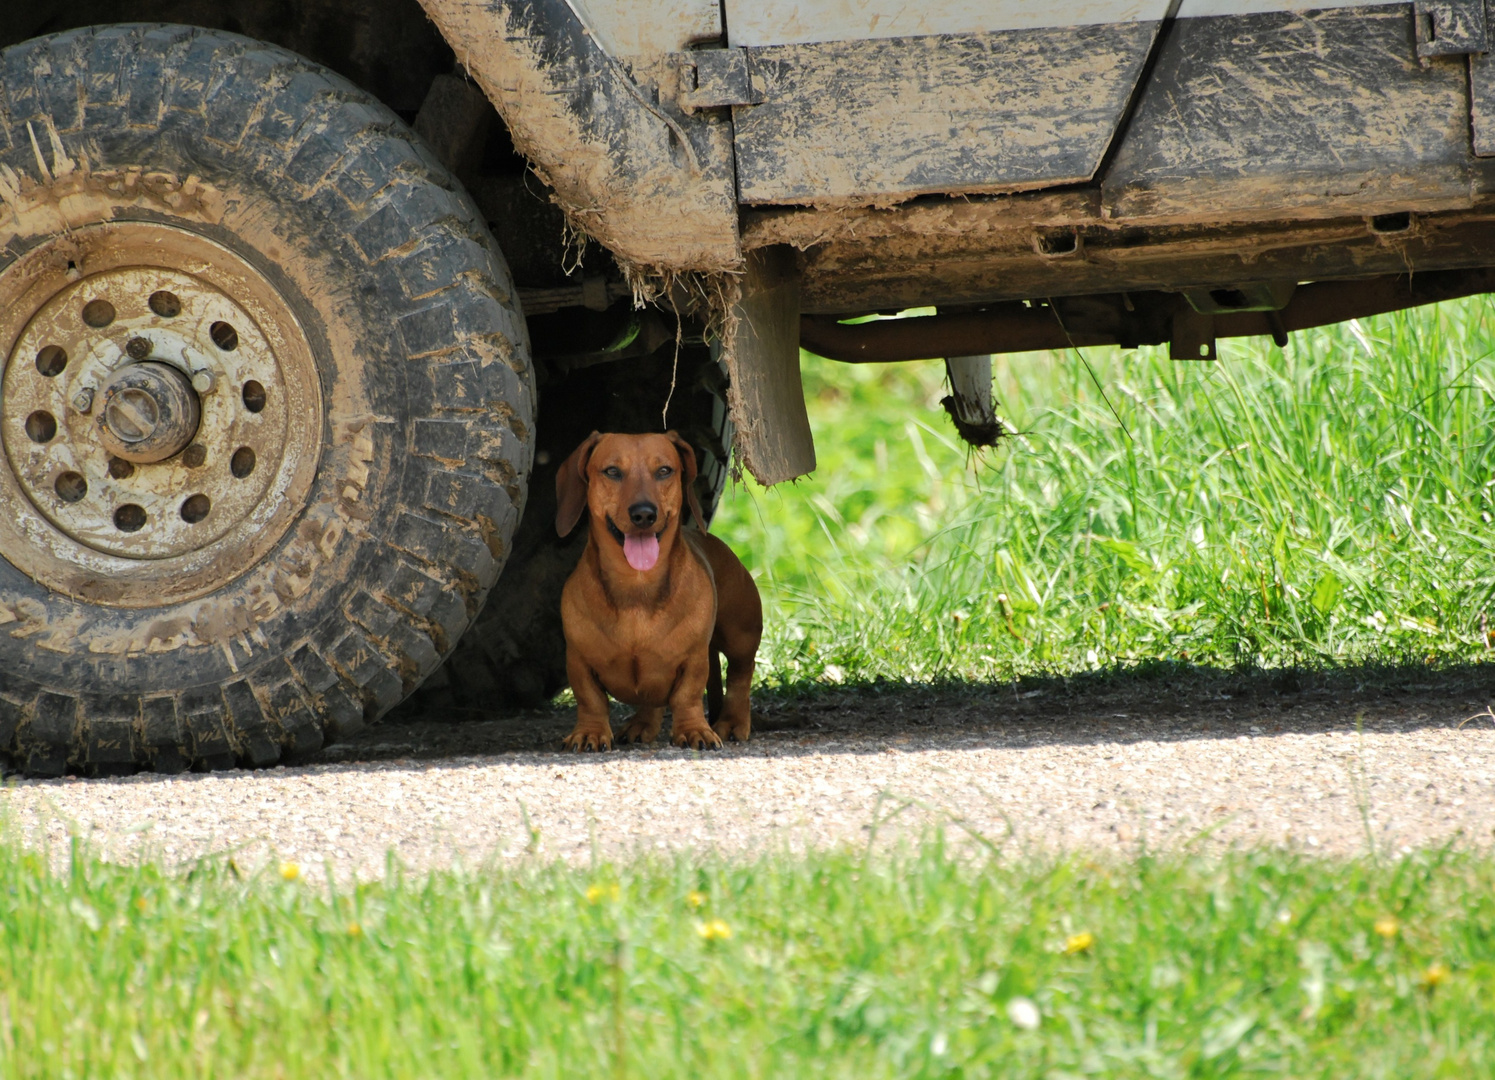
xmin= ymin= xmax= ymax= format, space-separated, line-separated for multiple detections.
xmin=0 ymin=222 xmax=324 ymax=607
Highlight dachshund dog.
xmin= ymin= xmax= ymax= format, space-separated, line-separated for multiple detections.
xmin=555 ymin=431 xmax=762 ymax=751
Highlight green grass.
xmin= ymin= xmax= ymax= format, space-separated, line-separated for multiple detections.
xmin=2 ymin=838 xmax=1492 ymax=1077
xmin=712 ymin=300 xmax=1495 ymax=686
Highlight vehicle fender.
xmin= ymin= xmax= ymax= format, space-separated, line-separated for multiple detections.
xmin=417 ymin=0 xmax=742 ymax=274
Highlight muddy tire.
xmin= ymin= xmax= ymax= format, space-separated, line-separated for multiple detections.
xmin=0 ymin=26 xmax=534 ymax=775
xmin=411 ymin=341 xmax=732 ymax=713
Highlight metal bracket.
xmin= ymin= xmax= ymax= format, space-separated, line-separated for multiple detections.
xmin=676 ymin=49 xmax=764 ymax=113
xmin=1415 ymin=0 xmax=1488 ymax=56
xmin=1170 ymin=308 xmax=1216 ymax=361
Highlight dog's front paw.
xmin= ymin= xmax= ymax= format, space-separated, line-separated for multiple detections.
xmin=561 ymin=725 xmax=613 ymax=752
xmin=671 ymin=723 xmax=723 ymax=751
xmin=711 ymin=714 xmax=751 ymax=744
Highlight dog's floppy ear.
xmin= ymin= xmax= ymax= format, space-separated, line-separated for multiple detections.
xmin=666 ymin=430 xmax=705 ymax=528
xmin=555 ymin=431 xmax=603 ymax=536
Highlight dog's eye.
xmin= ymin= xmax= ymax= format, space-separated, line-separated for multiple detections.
xmin=602 ymin=466 xmax=623 ymax=480
xmin=655 ymin=466 xmax=674 ymax=480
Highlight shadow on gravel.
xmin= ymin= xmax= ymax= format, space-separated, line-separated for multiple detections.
xmin=317 ymin=660 xmax=1495 ymax=766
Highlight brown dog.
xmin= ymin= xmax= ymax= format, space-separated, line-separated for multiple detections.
xmin=555 ymin=431 xmax=762 ymax=751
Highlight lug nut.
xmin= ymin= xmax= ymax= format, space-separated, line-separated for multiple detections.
xmin=71 ymin=387 xmax=95 ymax=414
xmin=125 ymin=337 xmax=152 ymax=361
xmin=191 ymin=369 xmax=216 ymax=394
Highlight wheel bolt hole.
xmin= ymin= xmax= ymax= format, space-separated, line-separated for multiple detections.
xmin=35 ymin=345 xmax=67 ymax=377
xmin=107 ymin=456 xmax=136 ymax=480
xmin=148 ymin=290 xmax=182 ymax=318
xmin=54 ymin=471 xmax=87 ymax=503
xmin=114 ymin=504 xmax=147 ymax=532
xmin=182 ymin=444 xmax=207 ymax=469
xmin=242 ymin=380 xmax=266 ymax=413
xmin=180 ymin=494 xmax=210 ymax=524
xmin=82 ymin=299 xmax=116 ymax=328
xmin=230 ymin=446 xmax=257 ymax=478
xmin=25 ymin=410 xmax=57 ymax=443
xmin=211 ymin=321 xmax=239 ymax=351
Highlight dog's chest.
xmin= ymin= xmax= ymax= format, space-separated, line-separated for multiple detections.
xmin=590 ymin=606 xmax=710 ymax=704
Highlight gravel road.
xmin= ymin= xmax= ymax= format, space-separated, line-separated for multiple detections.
xmin=5 ymin=668 xmax=1494 ymax=878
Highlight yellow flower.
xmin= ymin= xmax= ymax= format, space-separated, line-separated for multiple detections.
xmin=1062 ymin=932 xmax=1095 ymax=956
xmin=1420 ymin=962 xmax=1450 ymax=988
xmin=279 ymin=862 xmax=301 ymax=881
xmin=687 ymin=890 xmax=707 ymax=909
xmin=586 ymin=883 xmax=620 ymax=904
xmin=696 ymin=919 xmax=733 ymax=941
xmin=134 ymin=897 xmax=147 ymax=912
xmin=1373 ymin=915 xmax=1400 ymax=939
xmin=346 ymin=921 xmax=363 ymax=937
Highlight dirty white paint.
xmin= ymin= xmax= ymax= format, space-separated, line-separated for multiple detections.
xmin=722 ymin=0 xmax=1400 ymax=46
xmin=725 ymin=0 xmax=1166 ymax=45
xmin=1177 ymin=0 xmax=1397 ymax=14
xmin=733 ymin=24 xmax=1159 ymax=204
xmin=566 ymin=0 xmax=721 ymax=56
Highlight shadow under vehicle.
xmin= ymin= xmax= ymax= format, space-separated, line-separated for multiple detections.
xmin=0 ymin=0 xmax=1489 ymax=773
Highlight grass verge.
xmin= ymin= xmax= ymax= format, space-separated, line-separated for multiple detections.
xmin=2 ymin=838 xmax=1493 ymax=1077
xmin=712 ymin=300 xmax=1495 ymax=686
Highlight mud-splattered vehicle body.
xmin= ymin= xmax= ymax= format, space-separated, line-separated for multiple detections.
xmin=0 ymin=0 xmax=1487 ymax=773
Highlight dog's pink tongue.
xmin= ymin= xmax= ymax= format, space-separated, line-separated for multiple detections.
xmin=623 ymin=532 xmax=659 ymax=571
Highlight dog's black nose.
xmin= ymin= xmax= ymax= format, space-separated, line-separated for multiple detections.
xmin=628 ymin=501 xmax=657 ymax=528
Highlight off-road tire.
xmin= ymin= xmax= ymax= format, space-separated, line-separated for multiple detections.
xmin=412 ymin=341 xmax=732 ymax=713
xmin=0 ymin=25 xmax=534 ymax=775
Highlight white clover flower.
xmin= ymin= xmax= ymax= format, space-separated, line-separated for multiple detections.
xmin=1007 ymin=997 xmax=1040 ymax=1030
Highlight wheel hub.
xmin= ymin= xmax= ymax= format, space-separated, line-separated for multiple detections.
xmin=0 ymin=222 xmax=323 ymax=602
xmin=96 ymin=361 xmax=201 ymax=463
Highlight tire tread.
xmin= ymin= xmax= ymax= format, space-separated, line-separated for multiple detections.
xmin=0 ymin=25 xmax=532 ymax=775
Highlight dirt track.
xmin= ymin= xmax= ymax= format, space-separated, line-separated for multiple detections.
xmin=4 ymin=667 xmax=1494 ymax=878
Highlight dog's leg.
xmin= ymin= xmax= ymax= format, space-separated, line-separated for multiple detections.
xmin=706 ymin=648 xmax=724 ymax=724
xmin=669 ymin=652 xmax=722 ymax=750
xmin=561 ymin=649 xmax=615 ymax=751
xmin=711 ymin=644 xmax=755 ymax=744
xmin=619 ymin=706 xmax=664 ymax=745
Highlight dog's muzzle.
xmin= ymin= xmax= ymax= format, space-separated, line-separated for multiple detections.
xmin=605 ymin=514 xmax=664 ymax=544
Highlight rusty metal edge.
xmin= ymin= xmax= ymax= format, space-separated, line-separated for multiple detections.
xmin=800 ymin=268 xmax=1495 ymax=362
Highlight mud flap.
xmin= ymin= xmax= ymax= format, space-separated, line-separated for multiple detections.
xmin=722 ymin=246 xmax=815 ymax=485
xmin=941 ymin=355 xmax=1000 ymax=447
